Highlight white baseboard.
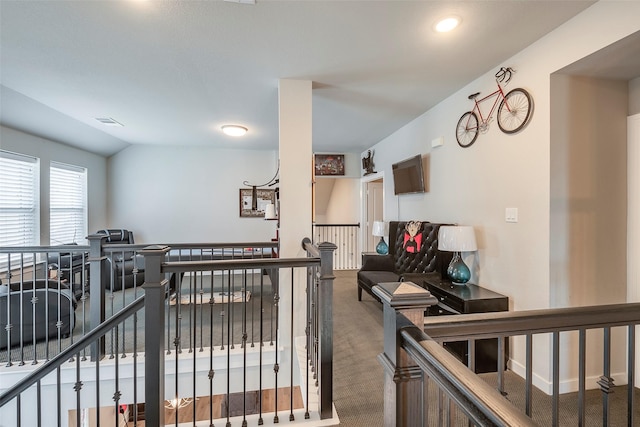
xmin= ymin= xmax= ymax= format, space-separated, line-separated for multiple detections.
xmin=509 ymin=359 xmax=628 ymax=395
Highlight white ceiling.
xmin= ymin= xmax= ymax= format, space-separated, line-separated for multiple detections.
xmin=0 ymin=0 xmax=597 ymax=158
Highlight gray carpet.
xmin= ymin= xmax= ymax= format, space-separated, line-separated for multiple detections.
xmin=332 ymin=270 xmax=385 ymax=426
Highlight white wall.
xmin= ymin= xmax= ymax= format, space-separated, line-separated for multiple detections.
xmin=550 ymin=74 xmax=628 ymax=308
xmin=315 ymin=177 xmax=360 ymax=224
xmin=324 ymin=178 xmax=360 ymax=224
xmin=108 ymin=144 xmax=278 ymax=243
xmin=0 ymin=125 xmax=108 ymax=244
xmin=550 ymin=74 xmax=628 ymax=390
xmin=362 ymin=1 xmax=640 ymax=393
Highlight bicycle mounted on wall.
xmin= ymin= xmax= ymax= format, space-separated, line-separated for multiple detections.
xmin=455 ymin=67 xmax=533 ymax=148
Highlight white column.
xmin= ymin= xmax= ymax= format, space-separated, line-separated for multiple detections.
xmin=278 ymin=79 xmax=312 ymax=338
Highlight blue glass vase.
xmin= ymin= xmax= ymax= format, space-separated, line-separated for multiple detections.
xmin=447 ymin=252 xmax=471 ymax=285
xmin=376 ymin=237 xmax=389 ymax=255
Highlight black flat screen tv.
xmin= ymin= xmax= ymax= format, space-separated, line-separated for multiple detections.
xmin=392 ymin=154 xmax=425 ymax=195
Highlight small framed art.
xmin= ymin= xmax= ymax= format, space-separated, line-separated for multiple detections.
xmin=239 ymin=188 xmax=276 ymax=217
xmin=314 ymin=154 xmax=345 ymax=176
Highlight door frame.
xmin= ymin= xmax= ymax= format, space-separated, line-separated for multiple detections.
xmin=361 ymin=172 xmax=384 ymax=258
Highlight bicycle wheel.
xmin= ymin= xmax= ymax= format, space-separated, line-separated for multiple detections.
xmin=497 ymin=88 xmax=532 ymax=134
xmin=456 ymin=111 xmax=479 ymax=147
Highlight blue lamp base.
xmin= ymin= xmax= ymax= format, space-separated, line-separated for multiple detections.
xmin=376 ymin=237 xmax=389 ymax=255
xmin=446 ymin=252 xmax=471 ymax=285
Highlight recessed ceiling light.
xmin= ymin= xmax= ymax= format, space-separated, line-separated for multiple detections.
xmin=435 ymin=16 xmax=460 ymax=33
xmin=221 ymin=125 xmax=248 ymax=137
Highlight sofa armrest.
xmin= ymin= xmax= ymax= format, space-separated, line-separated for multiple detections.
xmin=361 ymin=254 xmax=395 ymax=271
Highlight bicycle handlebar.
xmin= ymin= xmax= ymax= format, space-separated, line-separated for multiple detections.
xmin=495 ymin=67 xmax=514 ymax=84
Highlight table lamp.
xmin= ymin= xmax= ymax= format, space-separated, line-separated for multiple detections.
xmin=437 ymin=225 xmax=477 ymax=285
xmin=372 ymin=221 xmax=388 ymax=255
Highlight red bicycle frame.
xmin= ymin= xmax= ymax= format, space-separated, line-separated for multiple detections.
xmin=470 ymin=83 xmax=507 ymax=127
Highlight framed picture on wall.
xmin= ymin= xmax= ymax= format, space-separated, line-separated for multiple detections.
xmin=314 ymin=154 xmax=345 ymax=176
xmin=239 ymin=188 xmax=275 ymax=217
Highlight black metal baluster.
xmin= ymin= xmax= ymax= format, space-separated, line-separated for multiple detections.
xmin=552 ymin=331 xmax=560 ymax=427
xmin=74 ymin=351 xmax=82 ymax=427
xmin=250 ymin=269 xmax=255 ymax=348
xmin=193 ymin=273 xmax=198 ymax=426
xmin=258 ymin=270 xmax=264 ymax=426
xmin=208 ymin=279 xmax=215 ymax=427
xmin=167 ymin=271 xmax=173 ymax=355
xmin=242 ymin=269 xmax=248 ymax=427
xmin=133 ymin=314 xmax=139 ymax=426
xmin=220 ymin=269 xmax=225 ymax=351
xmin=289 ymin=268 xmax=294 ymax=422
xmin=628 ymin=325 xmax=635 ymax=427
xmin=30 ymin=255 xmax=40 ymax=365
xmin=16 ymin=393 xmax=20 ymax=427
xmin=80 ymin=252 xmax=88 ymax=361
xmin=113 ymin=322 xmax=121 ymax=427
xmin=225 ymin=268 xmax=232 ymax=427
xmin=199 ymin=271 xmax=204 ymax=352
xmin=18 ymin=255 xmax=26 ymax=366
xmin=525 ymin=333 xmax=533 ymax=417
xmin=578 ymin=328 xmax=586 ymax=426
xmin=599 ymin=326 xmax=613 ymax=426
xmin=314 ymin=270 xmax=319 ymax=386
xmin=305 ymin=265 xmax=311 ymax=420
xmin=108 ymin=252 xmax=115 ymax=359
xmin=273 ymin=270 xmax=280 ymax=424
xmin=57 ymin=366 xmax=61 ymax=427
xmin=95 ymin=349 xmax=101 ymax=427
xmin=229 ymin=270 xmax=235 ymax=350
xmin=4 ymin=255 xmax=13 ymax=367
xmin=36 ymin=379 xmax=42 ymax=426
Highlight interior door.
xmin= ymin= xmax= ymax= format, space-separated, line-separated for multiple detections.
xmin=365 ymin=180 xmax=384 ymax=252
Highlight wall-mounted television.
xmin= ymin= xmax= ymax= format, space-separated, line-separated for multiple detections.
xmin=392 ymin=154 xmax=425 ymax=195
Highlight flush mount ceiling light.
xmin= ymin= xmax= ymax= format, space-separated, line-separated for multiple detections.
xmin=435 ymin=16 xmax=460 ymax=33
xmin=221 ymin=125 xmax=248 ymax=137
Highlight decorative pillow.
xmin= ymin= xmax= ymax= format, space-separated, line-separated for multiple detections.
xmin=403 ymin=221 xmax=423 ymax=253
xmin=361 ymin=255 xmax=395 ymax=271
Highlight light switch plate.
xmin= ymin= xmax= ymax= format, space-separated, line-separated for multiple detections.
xmin=505 ymin=207 xmax=518 ymax=223
xmin=431 ymin=136 xmax=444 ymax=148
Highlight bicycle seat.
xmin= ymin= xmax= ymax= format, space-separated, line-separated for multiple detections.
xmin=468 ymin=92 xmax=480 ymax=100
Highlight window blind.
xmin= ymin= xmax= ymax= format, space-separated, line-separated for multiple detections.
xmin=50 ymin=161 xmax=87 ymax=245
xmin=0 ymin=151 xmax=39 ymax=267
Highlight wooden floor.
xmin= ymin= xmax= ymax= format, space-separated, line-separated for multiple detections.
xmin=68 ymin=386 xmax=303 ymax=426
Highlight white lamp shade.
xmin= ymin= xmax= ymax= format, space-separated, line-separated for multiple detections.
xmin=438 ymin=226 xmax=477 ymax=252
xmin=372 ymin=221 xmax=386 ymax=237
xmin=264 ymin=203 xmax=277 ymax=220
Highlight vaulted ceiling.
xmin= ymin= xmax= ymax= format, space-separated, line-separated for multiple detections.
xmin=0 ymin=1 xmax=596 ymax=157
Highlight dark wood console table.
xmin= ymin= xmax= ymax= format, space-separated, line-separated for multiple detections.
xmin=423 ymin=274 xmax=509 ymax=373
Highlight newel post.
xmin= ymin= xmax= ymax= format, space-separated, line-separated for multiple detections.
xmin=139 ymin=245 xmax=170 ymax=427
xmin=317 ymin=241 xmax=337 ymax=419
xmin=373 ymin=281 xmax=437 ymax=427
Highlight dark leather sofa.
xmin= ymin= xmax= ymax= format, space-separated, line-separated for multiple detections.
xmin=96 ymin=229 xmax=145 ymax=291
xmin=0 ymin=280 xmax=76 ymax=349
xmin=357 ymin=220 xmax=452 ymax=302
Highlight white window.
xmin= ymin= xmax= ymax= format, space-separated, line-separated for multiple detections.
xmin=0 ymin=150 xmax=40 ymax=266
xmin=50 ymin=162 xmax=87 ymax=245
